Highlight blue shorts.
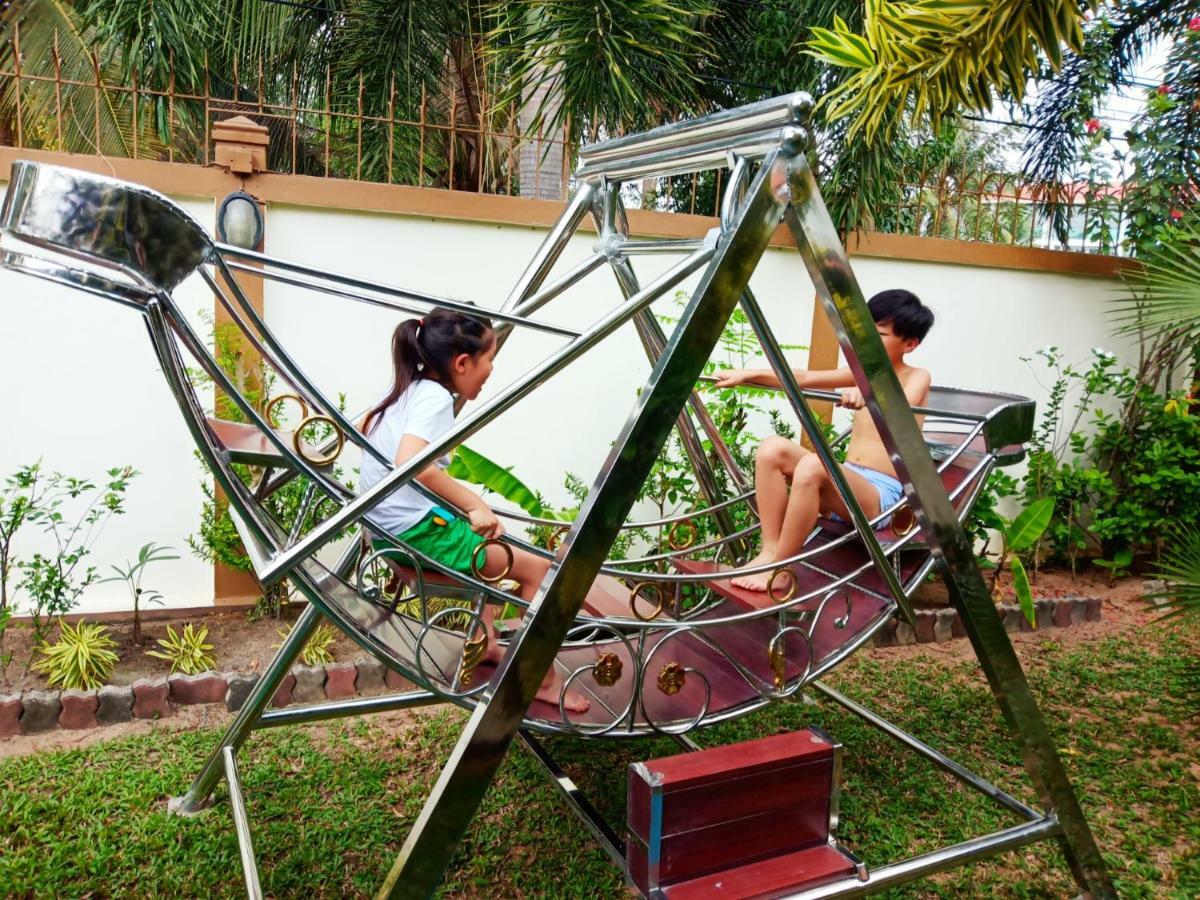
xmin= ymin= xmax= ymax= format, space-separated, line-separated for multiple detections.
xmin=835 ymin=463 xmax=904 ymax=529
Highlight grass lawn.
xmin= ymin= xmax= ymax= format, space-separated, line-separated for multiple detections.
xmin=1 ymin=622 xmax=1196 ymax=898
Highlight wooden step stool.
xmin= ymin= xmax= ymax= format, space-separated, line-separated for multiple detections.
xmin=626 ymin=728 xmax=866 ymax=898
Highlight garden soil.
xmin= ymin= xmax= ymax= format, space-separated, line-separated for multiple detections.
xmin=0 ymin=571 xmax=1169 ymax=760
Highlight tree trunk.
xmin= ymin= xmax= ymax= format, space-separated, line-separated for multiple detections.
xmin=518 ymin=64 xmax=565 ymax=201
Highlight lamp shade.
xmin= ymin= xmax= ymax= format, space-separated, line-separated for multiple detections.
xmin=216 ymin=191 xmax=263 ymax=249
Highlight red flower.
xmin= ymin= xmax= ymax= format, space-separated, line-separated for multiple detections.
xmin=1171 ymin=209 xmax=1184 ymax=221
xmin=1157 ymin=83 xmax=1172 ymax=95
xmin=1085 ymin=118 xmax=1102 ymax=134
xmin=1190 ymin=16 xmax=1200 ymax=31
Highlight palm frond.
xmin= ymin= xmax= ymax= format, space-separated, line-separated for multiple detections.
xmin=0 ymin=0 xmax=161 ymax=157
xmin=1116 ymin=234 xmax=1200 ymax=338
xmin=806 ymin=0 xmax=1085 ymax=143
xmin=1146 ymin=525 xmax=1200 ymax=622
xmin=488 ymin=0 xmax=718 ymax=145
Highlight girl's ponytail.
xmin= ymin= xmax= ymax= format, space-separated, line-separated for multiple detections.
xmin=363 ymin=307 xmax=493 ymax=434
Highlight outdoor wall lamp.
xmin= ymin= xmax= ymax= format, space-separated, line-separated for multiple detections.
xmin=216 ymin=190 xmax=264 ymax=250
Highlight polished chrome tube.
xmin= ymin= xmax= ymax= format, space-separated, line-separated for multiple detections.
xmin=740 ymin=285 xmax=915 ymax=622
xmin=157 ymin=291 xmax=352 ymax=502
xmin=222 ymin=746 xmax=264 ymax=900
xmin=255 ymin=690 xmax=441 ymax=728
xmin=208 ymin=256 xmax=393 ymax=468
xmin=579 ymin=92 xmax=811 ymax=166
xmin=501 ymin=180 xmax=598 ymax=312
xmin=578 ymin=129 xmax=798 ymax=182
xmin=260 ymin=247 xmax=715 ymax=584
xmin=517 ymin=731 xmax=626 ymax=868
xmin=493 ymin=487 xmax=756 ymax=530
xmin=614 ymin=238 xmax=705 ymax=255
xmin=511 ymin=251 xmax=608 ymax=319
xmin=179 ymin=603 xmax=321 ymax=811
xmin=812 ymin=681 xmax=1043 ymax=821
xmin=780 ymin=817 xmax=1062 ymax=899
xmin=0 ymin=243 xmax=155 ymax=310
xmin=224 ymin=258 xmax=580 ymax=339
xmin=695 ymin=373 xmax=991 ymax=423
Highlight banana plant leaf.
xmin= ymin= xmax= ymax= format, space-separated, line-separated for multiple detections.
xmin=447 ymin=445 xmax=568 ymax=520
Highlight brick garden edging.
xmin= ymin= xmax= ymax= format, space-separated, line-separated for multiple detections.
xmin=1 ymin=596 xmax=1101 ymax=739
xmin=872 ymin=595 xmax=1101 ymax=648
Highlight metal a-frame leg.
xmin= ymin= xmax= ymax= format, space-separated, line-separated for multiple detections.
xmin=780 ymin=163 xmax=1115 ymax=897
xmin=175 ymin=602 xmax=322 ymax=813
xmin=375 ymin=139 xmax=804 ymax=900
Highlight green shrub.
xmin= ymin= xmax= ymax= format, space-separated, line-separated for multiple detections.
xmin=146 ymin=623 xmax=215 ymax=675
xmin=276 ymin=621 xmax=338 ymax=667
xmin=32 ymin=620 xmax=119 ymax=690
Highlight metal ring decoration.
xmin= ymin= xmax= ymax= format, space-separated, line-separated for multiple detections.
xmin=639 ymin=627 xmax=712 ymax=736
xmin=890 ymin=505 xmax=917 ymax=537
xmin=356 ymin=545 xmax=428 ymax=618
xmin=629 ymin=580 xmax=668 ymax=621
xmin=666 ymin=518 xmax=697 ymax=552
xmin=556 ymin=623 xmax=638 ymax=736
xmin=293 ymin=414 xmax=344 ymax=467
xmin=264 ymin=392 xmax=309 ymax=429
xmin=766 ymin=625 xmax=815 ymax=697
xmin=413 ymin=606 xmax=490 ymax=700
xmin=767 ymin=566 xmax=797 ymax=605
xmin=471 ymin=538 xmax=514 ymax=584
xmin=812 ymin=588 xmax=853 ymax=633
xmin=356 ymin=548 xmax=402 ymax=607
xmin=457 ymin=631 xmax=489 ymax=689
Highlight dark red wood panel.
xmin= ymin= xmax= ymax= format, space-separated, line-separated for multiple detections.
xmin=662 ymin=843 xmax=859 ymax=899
xmin=627 ymin=727 xmax=841 ymax=897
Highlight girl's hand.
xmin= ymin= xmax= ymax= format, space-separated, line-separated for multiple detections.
xmin=468 ymin=507 xmax=504 ymax=540
xmin=713 ymin=369 xmax=748 ymax=388
xmin=839 ymin=387 xmax=865 ymax=409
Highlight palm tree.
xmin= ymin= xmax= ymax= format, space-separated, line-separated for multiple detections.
xmin=805 ymin=0 xmax=1086 ymax=143
xmin=3 ymin=0 xmax=973 ymax=232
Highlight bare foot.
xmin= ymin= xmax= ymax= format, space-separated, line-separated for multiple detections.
xmin=730 ymin=552 xmax=776 ymax=591
xmin=535 ymin=669 xmax=590 ymax=712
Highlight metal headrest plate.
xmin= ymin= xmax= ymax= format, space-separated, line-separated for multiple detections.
xmin=1 ymin=160 xmax=210 ymax=290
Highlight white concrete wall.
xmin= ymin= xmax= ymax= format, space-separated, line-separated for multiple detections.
xmin=0 ymin=192 xmax=216 ymax=615
xmin=0 ymin=189 xmax=1137 ymax=615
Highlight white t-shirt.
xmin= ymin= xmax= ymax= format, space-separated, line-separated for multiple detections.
xmin=358 ymin=379 xmax=456 ymax=534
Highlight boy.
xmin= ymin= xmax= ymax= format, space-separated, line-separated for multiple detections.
xmin=714 ymin=289 xmax=934 ymax=593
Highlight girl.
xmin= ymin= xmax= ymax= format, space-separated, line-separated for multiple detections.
xmin=359 ymin=307 xmax=589 ymax=712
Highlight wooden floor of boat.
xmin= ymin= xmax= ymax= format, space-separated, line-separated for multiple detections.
xmin=305 ymin=452 xmax=985 ymax=729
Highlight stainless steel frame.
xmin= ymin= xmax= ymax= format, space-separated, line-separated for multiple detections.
xmin=0 ymin=90 xmax=1113 ymax=900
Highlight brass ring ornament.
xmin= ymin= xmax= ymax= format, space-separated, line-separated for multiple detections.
xmin=890 ymin=505 xmax=917 ymax=537
xmin=629 ymin=581 xmax=668 ymax=621
xmin=471 ymin=538 xmax=513 ymax=584
xmin=413 ymin=606 xmax=489 ymax=699
xmin=666 ymin=519 xmax=697 ymax=551
xmin=264 ymin=393 xmax=309 ymax=429
xmin=457 ymin=630 xmax=489 ymax=688
xmin=293 ymin=415 xmax=344 ymax=467
xmin=767 ymin=566 xmax=797 ymax=605
xmin=766 ymin=626 xmax=814 ymax=696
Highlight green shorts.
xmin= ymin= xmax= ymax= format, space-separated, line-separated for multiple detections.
xmin=374 ymin=505 xmax=486 ymax=573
